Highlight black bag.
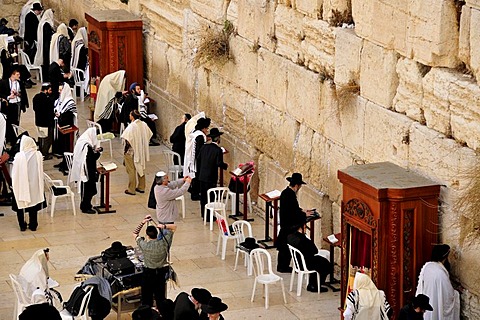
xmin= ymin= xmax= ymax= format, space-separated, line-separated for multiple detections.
xmin=106 ymin=257 xmax=135 ymax=276
xmin=101 ymin=241 xmax=127 ymax=262
xmin=63 ymin=286 xmax=86 ymax=316
xmin=51 ymin=185 xmax=68 ymax=196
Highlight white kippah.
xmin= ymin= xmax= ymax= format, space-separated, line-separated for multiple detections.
xmin=156 ymin=171 xmax=166 ymax=177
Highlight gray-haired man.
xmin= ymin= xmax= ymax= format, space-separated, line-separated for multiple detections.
xmin=154 ymin=171 xmax=191 ymax=224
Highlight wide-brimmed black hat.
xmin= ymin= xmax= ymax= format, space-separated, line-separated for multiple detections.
xmin=412 ymin=294 xmax=433 ymax=311
xmin=286 ymin=172 xmax=306 ymax=185
xmin=191 ymin=288 xmax=212 ymax=304
xmin=239 ymin=237 xmax=259 ymax=250
xmin=207 ymin=128 xmax=224 ymax=138
xmin=132 ymin=305 xmax=160 ymax=320
xmin=110 ymin=241 xmax=126 ymax=251
xmin=0 ymin=18 xmax=8 ymax=25
xmin=431 ymin=244 xmax=450 ymax=262
xmin=32 ymin=3 xmax=44 ymax=11
xmin=195 ymin=117 xmax=211 ymax=130
xmin=201 ymin=297 xmax=228 ymax=314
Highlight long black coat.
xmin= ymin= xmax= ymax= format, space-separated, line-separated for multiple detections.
xmin=276 ymin=187 xmax=306 ymax=249
xmin=170 ymin=122 xmax=187 ymax=163
xmin=24 ymin=11 xmax=39 ymax=45
xmin=197 ymin=142 xmax=227 ymax=184
xmin=33 ymin=92 xmax=55 ymax=127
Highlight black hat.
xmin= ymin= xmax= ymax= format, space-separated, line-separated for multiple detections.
xmin=286 ymin=172 xmax=306 ymax=185
xmin=0 ymin=18 xmax=8 ymax=25
xmin=111 ymin=241 xmax=126 ymax=251
xmin=201 ymin=297 xmax=228 ymax=314
xmin=191 ymin=288 xmax=212 ymax=304
xmin=207 ymin=128 xmax=224 ymax=138
xmin=412 ymin=294 xmax=433 ymax=311
xmin=132 ymin=305 xmax=160 ymax=320
xmin=32 ymin=3 xmax=44 ymax=11
xmin=431 ymin=244 xmax=450 ymax=262
xmin=239 ymin=237 xmax=260 ymax=250
xmin=195 ymin=117 xmax=211 ymax=130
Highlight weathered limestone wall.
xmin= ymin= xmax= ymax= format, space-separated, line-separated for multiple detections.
xmin=41 ymin=0 xmax=480 ymax=316
xmin=3 ymin=0 xmax=26 ymax=30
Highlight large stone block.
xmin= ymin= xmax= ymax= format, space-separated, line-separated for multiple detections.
xmin=363 ymin=101 xmax=412 ymax=167
xmin=223 ymin=82 xmax=248 ymax=139
xmin=197 ymin=68 xmax=225 ymax=123
xmin=392 ymin=58 xmax=425 ymax=122
xmin=285 ymin=61 xmax=322 ymax=124
xmin=353 ymin=0 xmax=459 ymax=68
xmin=301 ymin=18 xmax=335 ymax=74
xmin=245 ymin=98 xmax=298 ymax=169
xmin=294 ymin=0 xmax=322 ymax=18
xmin=334 ymin=28 xmax=363 ymax=86
xmin=292 ymin=125 xmax=315 ymax=179
xmin=142 ymin=4 xmax=183 ymax=49
xmin=165 ymin=47 xmax=196 ymax=108
xmin=422 ymin=69 xmax=451 ymax=135
xmin=149 ymin=40 xmax=169 ymax=91
xmin=467 ymin=0 xmax=480 ymax=10
xmin=360 ymin=41 xmax=399 ymax=108
xmin=237 ymin=0 xmax=276 ymax=51
xmin=190 ymin=0 xmax=231 ymax=22
xmin=274 ymin=4 xmax=305 ymax=63
xmin=459 ymin=5 xmax=471 ymax=66
xmin=257 ymin=49 xmax=288 ymax=112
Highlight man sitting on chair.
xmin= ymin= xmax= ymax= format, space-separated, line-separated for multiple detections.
xmin=287 ymin=223 xmax=332 ymax=293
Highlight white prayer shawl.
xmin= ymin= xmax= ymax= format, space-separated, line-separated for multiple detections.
xmin=19 ymin=0 xmax=41 ymax=38
xmin=19 ymin=249 xmax=49 ymax=296
xmin=70 ymin=127 xmax=98 ymax=184
xmin=183 ymin=112 xmax=205 ymax=177
xmin=11 ymin=135 xmax=45 ymax=209
xmin=0 ymin=113 xmax=6 ymax=152
xmin=121 ymin=119 xmax=152 ymax=177
xmin=34 ymin=9 xmax=54 ymax=66
xmin=94 ymin=70 xmax=126 ymax=122
xmin=344 ymin=273 xmax=390 ymax=320
xmin=57 ymin=83 xmax=77 ymax=114
xmin=49 ymin=23 xmax=68 ymax=64
xmin=0 ymin=34 xmax=8 ymax=79
xmin=71 ymin=27 xmax=87 ymax=69
xmin=416 ymin=261 xmax=460 ymax=320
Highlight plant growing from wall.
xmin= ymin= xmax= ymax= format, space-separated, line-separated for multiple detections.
xmin=336 ymin=79 xmax=360 ymax=108
xmin=193 ymin=20 xmax=235 ymax=68
xmin=329 ymin=9 xmax=354 ymax=27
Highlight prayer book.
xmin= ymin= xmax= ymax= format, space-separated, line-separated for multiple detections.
xmin=265 ymin=189 xmax=281 ymax=199
xmin=327 ymin=234 xmax=338 ymax=244
xmin=101 ymin=162 xmax=117 ymax=171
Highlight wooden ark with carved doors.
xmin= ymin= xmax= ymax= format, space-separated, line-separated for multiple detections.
xmin=337 ymin=162 xmax=441 ymax=318
xmin=85 ymin=9 xmax=143 ymax=85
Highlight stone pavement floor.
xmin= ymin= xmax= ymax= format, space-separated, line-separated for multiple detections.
xmin=0 ymin=87 xmax=341 ymax=319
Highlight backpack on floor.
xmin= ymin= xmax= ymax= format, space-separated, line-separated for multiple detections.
xmin=63 ymin=285 xmax=86 ymax=316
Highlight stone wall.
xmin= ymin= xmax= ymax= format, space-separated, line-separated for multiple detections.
xmin=41 ymin=0 xmax=480 ymax=316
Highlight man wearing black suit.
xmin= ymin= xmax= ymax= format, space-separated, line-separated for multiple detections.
xmin=24 ymin=3 xmax=43 ymax=61
xmin=33 ymin=83 xmax=54 ymax=158
xmin=197 ymin=128 xmax=228 ymax=221
xmin=173 ymin=288 xmax=211 ymax=320
xmin=0 ymin=68 xmax=29 ymax=126
xmin=169 ymin=113 xmax=191 ymax=165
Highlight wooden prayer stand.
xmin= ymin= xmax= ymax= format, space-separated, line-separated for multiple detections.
xmin=228 ymin=170 xmax=254 ymax=222
xmin=258 ymin=193 xmax=280 ymax=249
xmin=58 ymin=125 xmax=79 ymax=152
xmin=95 ymin=166 xmax=116 ymax=214
xmin=338 ymin=162 xmax=441 ymax=318
xmin=323 ymin=232 xmax=341 ymax=292
xmin=305 ymin=213 xmax=320 ymax=242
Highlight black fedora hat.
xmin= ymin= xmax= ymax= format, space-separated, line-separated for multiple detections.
xmin=195 ymin=117 xmax=211 ymax=130
xmin=191 ymin=288 xmax=212 ymax=304
xmin=239 ymin=237 xmax=259 ymax=250
xmin=32 ymin=3 xmax=44 ymax=10
xmin=286 ymin=172 xmax=306 ymax=185
xmin=431 ymin=244 xmax=450 ymax=261
xmin=201 ymin=297 xmax=228 ymax=314
xmin=207 ymin=128 xmax=224 ymax=138
xmin=0 ymin=18 xmax=8 ymax=25
xmin=413 ymin=294 xmax=433 ymax=311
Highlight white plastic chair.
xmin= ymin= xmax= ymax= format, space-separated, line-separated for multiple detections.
xmin=162 ymin=150 xmax=183 ymax=180
xmin=11 ymin=124 xmax=26 ymax=137
xmin=60 ymin=284 xmax=93 ymax=320
xmin=86 ymin=120 xmax=113 ymax=161
xmin=228 ymin=171 xmax=254 ymax=214
xmin=9 ymin=274 xmax=32 ymax=319
xmin=71 ymin=68 xmax=86 ymax=101
xmin=232 ymin=220 xmax=254 ymax=275
xmin=215 ymin=212 xmax=239 ymax=260
xmin=176 ymin=195 xmax=185 ymax=219
xmin=288 ymin=244 xmax=321 ymax=296
xmin=204 ymin=187 xmax=229 ymax=231
xmin=44 ymin=173 xmax=77 ymax=217
xmin=18 ymin=49 xmax=42 ymax=83
xmin=250 ymin=248 xmax=287 ymax=309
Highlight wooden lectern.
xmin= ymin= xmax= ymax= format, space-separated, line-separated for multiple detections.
xmin=337 ymin=162 xmax=441 ymax=318
xmin=85 ymin=10 xmax=144 ymax=84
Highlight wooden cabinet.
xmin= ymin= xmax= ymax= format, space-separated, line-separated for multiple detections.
xmin=85 ymin=9 xmax=143 ymax=85
xmin=337 ymin=162 xmax=441 ymax=318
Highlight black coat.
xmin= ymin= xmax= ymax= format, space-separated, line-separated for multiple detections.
xmin=48 ymin=62 xmax=63 ymax=100
xmin=276 ymin=187 xmax=306 ymax=249
xmin=24 ymin=11 xmax=39 ymax=45
xmin=398 ymin=303 xmax=424 ymax=320
xmin=41 ymin=23 xmax=54 ymax=67
xmin=33 ymin=92 xmax=55 ymax=127
xmin=1 ymin=49 xmax=13 ymax=79
xmin=287 ymin=231 xmax=319 ymax=269
xmin=170 ymin=122 xmax=186 ymax=162
xmin=0 ymin=78 xmax=29 ymax=111
xmin=173 ymin=292 xmax=200 ymax=320
xmin=120 ymin=93 xmax=137 ymax=125
xmin=197 ymin=142 xmax=227 ymax=184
